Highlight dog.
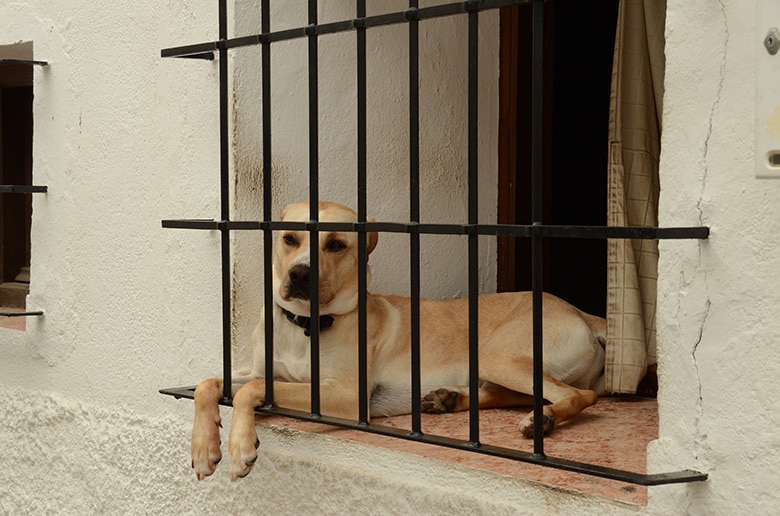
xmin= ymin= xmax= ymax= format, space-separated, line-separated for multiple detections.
xmin=191 ymin=201 xmax=606 ymax=481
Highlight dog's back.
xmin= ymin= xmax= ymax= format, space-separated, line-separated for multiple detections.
xmin=365 ymin=290 xmax=606 ymax=415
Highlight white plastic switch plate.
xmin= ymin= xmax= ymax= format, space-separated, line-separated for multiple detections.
xmin=756 ymin=2 xmax=780 ymax=178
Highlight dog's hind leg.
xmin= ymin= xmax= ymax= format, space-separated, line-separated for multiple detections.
xmin=515 ymin=376 xmax=598 ymax=438
xmin=421 ymin=382 xmax=534 ymax=413
xmin=480 ymin=354 xmax=599 ymax=437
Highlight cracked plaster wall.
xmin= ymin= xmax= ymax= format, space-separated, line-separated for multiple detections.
xmin=652 ymin=0 xmax=780 ymax=513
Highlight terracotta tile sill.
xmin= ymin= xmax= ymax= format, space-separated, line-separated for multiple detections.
xmin=257 ymin=395 xmax=656 ymax=505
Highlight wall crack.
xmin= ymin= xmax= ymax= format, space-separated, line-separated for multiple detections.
xmin=689 ymin=1 xmax=725 ymax=465
xmin=699 ymin=0 xmax=728 ymax=224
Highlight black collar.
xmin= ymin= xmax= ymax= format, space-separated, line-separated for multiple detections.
xmin=281 ymin=308 xmax=334 ymax=337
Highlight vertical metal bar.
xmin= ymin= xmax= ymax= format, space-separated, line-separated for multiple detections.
xmin=530 ymin=0 xmax=545 ymax=457
xmin=467 ymin=7 xmax=480 ymax=447
xmin=308 ymin=0 xmax=322 ymax=418
xmin=261 ymin=0 xmax=275 ymax=408
xmin=408 ymin=0 xmax=422 ymax=437
xmin=218 ymin=0 xmax=232 ymax=402
xmin=356 ymin=0 xmax=369 ymax=426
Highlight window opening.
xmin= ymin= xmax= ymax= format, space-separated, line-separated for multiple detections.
xmin=497 ymin=1 xmax=617 ymax=319
xmin=159 ymin=0 xmax=708 ymax=487
xmin=0 ymin=47 xmax=47 ymax=323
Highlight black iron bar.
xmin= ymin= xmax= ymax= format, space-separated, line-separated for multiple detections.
xmin=0 ymin=311 xmax=43 ymax=317
xmin=162 ymin=0 xmax=533 ymax=59
xmin=530 ymin=0 xmax=545 ymax=457
xmin=467 ymin=8 xmax=480 ymax=448
xmin=409 ymin=0 xmax=423 ymax=439
xmin=308 ymin=0 xmax=322 ymax=419
xmin=253 ymin=406 xmax=708 ymax=486
xmin=218 ymin=0 xmax=232 ymax=403
xmin=0 ymin=59 xmax=48 ymax=66
xmin=262 ymin=0 xmax=275 ymax=409
xmin=356 ymin=0 xmax=370 ymax=426
xmin=0 ymin=185 xmax=48 ymax=193
xmin=162 ymin=218 xmax=710 ymax=240
xmin=158 ymin=385 xmax=707 ymax=486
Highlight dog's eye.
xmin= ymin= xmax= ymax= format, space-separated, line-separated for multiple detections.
xmin=325 ymin=240 xmax=347 ymax=253
xmin=282 ymin=234 xmax=298 ymax=247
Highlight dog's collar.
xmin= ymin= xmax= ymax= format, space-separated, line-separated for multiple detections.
xmin=281 ymin=308 xmax=334 ymax=337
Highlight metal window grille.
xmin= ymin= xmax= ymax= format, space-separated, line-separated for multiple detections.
xmin=159 ymin=0 xmax=709 ymax=486
xmin=0 ymin=58 xmax=47 ymax=318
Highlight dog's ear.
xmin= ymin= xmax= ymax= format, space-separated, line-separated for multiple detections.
xmin=279 ymin=202 xmax=297 ymax=221
xmin=366 ymin=217 xmax=379 ymax=257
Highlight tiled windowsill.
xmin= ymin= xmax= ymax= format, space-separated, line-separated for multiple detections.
xmin=257 ymin=395 xmax=656 ymax=505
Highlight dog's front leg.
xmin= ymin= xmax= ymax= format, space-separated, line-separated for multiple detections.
xmin=227 ymin=379 xmax=359 ymax=480
xmin=227 ymin=380 xmax=266 ymax=481
xmin=192 ymin=378 xmax=225 ymax=480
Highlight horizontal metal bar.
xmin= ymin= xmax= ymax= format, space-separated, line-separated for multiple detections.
xmin=180 ymin=52 xmax=215 ymax=60
xmin=162 ymin=218 xmax=709 ymax=240
xmin=528 ymin=225 xmax=711 ymax=240
xmin=0 ymin=59 xmax=48 ymax=66
xmin=161 ymin=42 xmax=218 ymax=59
xmin=161 ymin=0 xmax=531 ymax=59
xmin=0 ymin=185 xmax=48 ymax=193
xmin=158 ymin=385 xmax=707 ymax=486
xmin=162 ymin=219 xmax=221 ymax=230
xmin=1 ymin=311 xmax=43 ymax=317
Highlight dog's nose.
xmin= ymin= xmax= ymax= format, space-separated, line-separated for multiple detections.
xmin=286 ymin=264 xmax=311 ymax=299
xmin=289 ymin=264 xmax=310 ymax=285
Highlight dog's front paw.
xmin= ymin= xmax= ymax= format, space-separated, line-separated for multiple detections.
xmin=519 ymin=412 xmax=555 ymax=438
xmin=228 ymin=415 xmax=260 ymax=481
xmin=421 ymin=388 xmax=460 ymax=413
xmin=191 ymin=412 xmax=223 ymax=481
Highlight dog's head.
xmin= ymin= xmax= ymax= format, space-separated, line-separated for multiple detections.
xmin=272 ymin=201 xmax=378 ymax=316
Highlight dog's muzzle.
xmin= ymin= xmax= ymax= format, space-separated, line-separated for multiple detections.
xmin=285 ymin=264 xmax=311 ymax=300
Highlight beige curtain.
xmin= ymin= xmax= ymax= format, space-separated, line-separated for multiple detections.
xmin=605 ymin=0 xmax=666 ymax=394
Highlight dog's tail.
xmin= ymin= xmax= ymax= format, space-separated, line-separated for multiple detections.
xmin=581 ymin=312 xmax=607 ymax=349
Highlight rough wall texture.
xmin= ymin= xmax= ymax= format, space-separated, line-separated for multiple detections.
xmin=1 ymin=0 xmax=776 ymax=513
xmin=651 ymin=0 xmax=780 ymax=513
xmin=0 ymin=386 xmax=640 ymax=515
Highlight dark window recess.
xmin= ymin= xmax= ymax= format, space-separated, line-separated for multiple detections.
xmin=497 ymin=0 xmax=619 ymax=318
xmin=0 ymin=57 xmax=47 ymax=315
xmin=159 ymin=0 xmax=708 ymax=486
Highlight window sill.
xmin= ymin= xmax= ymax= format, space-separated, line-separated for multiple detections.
xmin=0 ymin=305 xmax=30 ymax=331
xmin=255 ymin=395 xmax=656 ymax=505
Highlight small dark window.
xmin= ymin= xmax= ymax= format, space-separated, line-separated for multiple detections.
xmin=0 ymin=55 xmax=34 ymax=309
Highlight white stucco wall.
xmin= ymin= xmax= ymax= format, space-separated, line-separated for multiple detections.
xmin=650 ymin=0 xmax=780 ymax=513
xmin=1 ymin=0 xmax=778 ymax=514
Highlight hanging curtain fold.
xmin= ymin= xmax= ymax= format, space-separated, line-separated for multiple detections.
xmin=605 ymin=0 xmax=666 ymax=394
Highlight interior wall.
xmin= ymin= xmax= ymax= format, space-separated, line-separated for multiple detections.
xmin=231 ymin=0 xmax=500 ymax=368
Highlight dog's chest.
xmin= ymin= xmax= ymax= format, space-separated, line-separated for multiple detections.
xmin=271 ymin=326 xmax=312 ymax=382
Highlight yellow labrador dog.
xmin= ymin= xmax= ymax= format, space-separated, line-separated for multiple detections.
xmin=191 ymin=201 xmax=606 ymax=481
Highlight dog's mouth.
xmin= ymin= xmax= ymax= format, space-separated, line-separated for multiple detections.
xmin=285 ymin=283 xmax=310 ymax=301
xmin=279 ymin=263 xmax=343 ymax=310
